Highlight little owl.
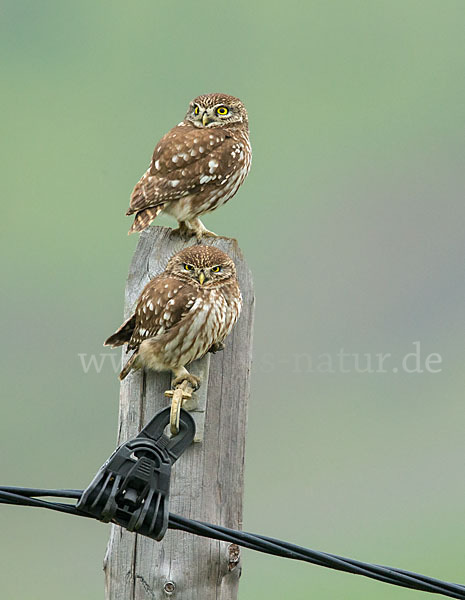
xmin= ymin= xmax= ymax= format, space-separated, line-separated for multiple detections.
xmin=127 ymin=93 xmax=251 ymax=239
xmin=104 ymin=245 xmax=242 ymax=386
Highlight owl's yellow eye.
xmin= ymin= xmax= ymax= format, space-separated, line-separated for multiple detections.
xmin=194 ymin=106 xmax=200 ymax=115
xmin=211 ymin=266 xmax=222 ymax=273
xmin=184 ymin=263 xmax=194 ymax=271
xmin=216 ymin=106 xmax=229 ymax=116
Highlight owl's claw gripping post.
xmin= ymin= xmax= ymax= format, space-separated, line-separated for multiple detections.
xmin=188 ymin=218 xmax=219 ymax=242
xmin=172 ymin=221 xmax=195 ymax=240
xmin=208 ymin=341 xmax=225 ymax=354
xmin=196 ymin=230 xmax=218 ymax=242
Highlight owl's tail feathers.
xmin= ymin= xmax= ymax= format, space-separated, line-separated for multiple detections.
xmin=104 ymin=314 xmax=136 ymax=348
xmin=119 ymin=352 xmax=140 ymax=381
xmin=128 ymin=206 xmax=163 ymax=235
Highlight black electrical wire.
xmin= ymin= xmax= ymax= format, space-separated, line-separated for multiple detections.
xmin=1 ymin=487 xmax=464 ymax=599
xmin=168 ymin=515 xmax=465 ymax=599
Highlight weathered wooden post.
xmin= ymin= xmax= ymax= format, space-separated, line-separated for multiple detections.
xmin=103 ymin=226 xmax=254 ymax=600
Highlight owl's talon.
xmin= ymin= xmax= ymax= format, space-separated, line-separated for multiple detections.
xmin=196 ymin=230 xmax=218 ymax=242
xmin=172 ymin=373 xmax=201 ymax=391
xmin=208 ymin=341 xmax=225 ymax=353
xmin=172 ymin=222 xmax=195 ymax=240
xmin=186 ymin=217 xmax=219 ymax=241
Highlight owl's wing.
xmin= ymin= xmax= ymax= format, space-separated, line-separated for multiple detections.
xmin=128 ymin=123 xmax=240 ymax=214
xmin=126 ymin=276 xmax=197 ymax=350
xmin=104 ymin=313 xmax=136 ymax=348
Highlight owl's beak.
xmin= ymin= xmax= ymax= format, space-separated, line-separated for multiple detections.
xmin=202 ymin=113 xmax=210 ymax=127
xmin=198 ymin=271 xmax=206 ymax=285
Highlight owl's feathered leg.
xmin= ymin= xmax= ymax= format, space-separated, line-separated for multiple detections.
xmin=188 ymin=218 xmax=218 ymax=241
xmin=172 ymin=220 xmax=195 ymax=240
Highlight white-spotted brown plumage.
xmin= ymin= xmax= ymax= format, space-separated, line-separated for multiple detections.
xmin=104 ymin=245 xmax=242 ymax=382
xmin=127 ymin=93 xmax=252 ymax=238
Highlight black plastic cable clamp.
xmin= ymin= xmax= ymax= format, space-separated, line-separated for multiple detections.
xmin=77 ymin=406 xmax=195 ymax=541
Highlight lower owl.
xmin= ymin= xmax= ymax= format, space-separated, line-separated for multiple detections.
xmin=104 ymin=245 xmax=242 ymax=386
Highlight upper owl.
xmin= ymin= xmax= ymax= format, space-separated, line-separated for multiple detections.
xmin=127 ymin=93 xmax=252 ymax=239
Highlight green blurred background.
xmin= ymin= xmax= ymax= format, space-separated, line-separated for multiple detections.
xmin=1 ymin=1 xmax=465 ymax=598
